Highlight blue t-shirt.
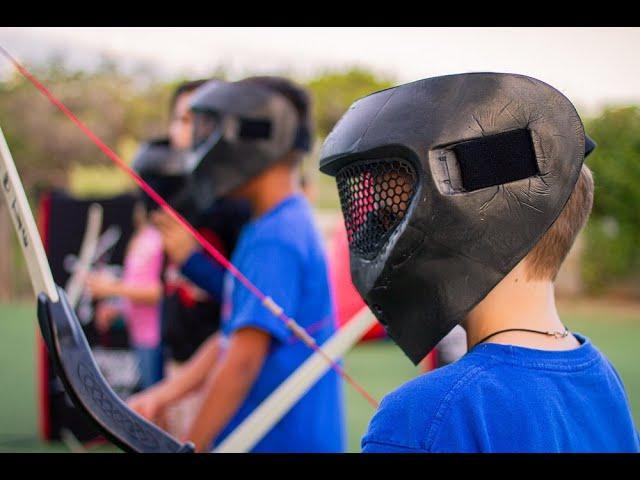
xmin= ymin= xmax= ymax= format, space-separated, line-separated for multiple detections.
xmin=363 ymin=334 xmax=639 ymax=453
xmin=209 ymin=193 xmax=346 ymax=452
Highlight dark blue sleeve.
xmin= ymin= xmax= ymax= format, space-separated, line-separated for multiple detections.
xmin=225 ymin=242 xmax=301 ymax=344
xmin=361 ymin=388 xmax=433 ymax=453
xmin=180 ymin=251 xmax=225 ymax=302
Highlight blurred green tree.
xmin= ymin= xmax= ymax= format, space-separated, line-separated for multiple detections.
xmin=583 ymin=106 xmax=640 ymax=294
xmin=0 ymin=58 xmax=172 ymax=191
xmin=306 ymin=68 xmax=394 ymax=139
xmin=304 ymin=68 xmax=395 ymax=210
xmin=0 ymin=57 xmax=175 ymax=298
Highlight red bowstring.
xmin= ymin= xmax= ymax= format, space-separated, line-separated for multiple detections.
xmin=0 ymin=45 xmax=379 ymax=409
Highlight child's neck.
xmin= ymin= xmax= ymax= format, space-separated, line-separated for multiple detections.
xmin=248 ymin=167 xmax=300 ymax=218
xmin=463 ymin=261 xmax=581 ymax=351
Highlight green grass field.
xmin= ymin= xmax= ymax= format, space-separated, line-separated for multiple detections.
xmin=0 ymin=300 xmax=638 ymax=452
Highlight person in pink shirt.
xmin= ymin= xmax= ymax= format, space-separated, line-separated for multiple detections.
xmin=87 ymin=202 xmax=165 ymax=389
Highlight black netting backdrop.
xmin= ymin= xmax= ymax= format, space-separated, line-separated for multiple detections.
xmin=336 ymin=159 xmax=418 ymax=257
xmin=41 ymin=189 xmax=138 ymax=444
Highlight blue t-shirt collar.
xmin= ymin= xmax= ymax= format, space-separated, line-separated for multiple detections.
xmin=468 ymin=333 xmax=601 ymax=371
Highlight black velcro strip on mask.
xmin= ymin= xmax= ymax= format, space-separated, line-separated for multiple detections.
xmin=239 ymin=119 xmax=272 ymax=140
xmin=452 ymin=129 xmax=539 ymax=192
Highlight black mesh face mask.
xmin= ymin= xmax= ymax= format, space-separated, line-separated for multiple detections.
xmin=130 ymin=138 xmax=194 ymax=217
xmin=182 ymin=80 xmax=306 ymax=212
xmin=336 ymin=159 xmax=418 ymax=258
xmin=320 ymin=72 xmax=595 ymax=364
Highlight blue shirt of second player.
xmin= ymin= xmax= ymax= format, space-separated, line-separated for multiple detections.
xmin=211 ymin=194 xmax=346 ymax=452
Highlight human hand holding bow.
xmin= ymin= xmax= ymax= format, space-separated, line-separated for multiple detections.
xmin=152 ymin=210 xmax=199 ymax=265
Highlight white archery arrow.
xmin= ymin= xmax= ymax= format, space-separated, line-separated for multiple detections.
xmin=65 ymin=202 xmax=103 ymax=308
xmin=214 ymin=306 xmax=378 ymax=453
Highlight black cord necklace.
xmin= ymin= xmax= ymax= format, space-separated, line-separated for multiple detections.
xmin=476 ymin=326 xmax=570 ymax=346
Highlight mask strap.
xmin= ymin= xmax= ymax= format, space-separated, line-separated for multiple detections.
xmin=585 ymin=135 xmax=596 ymax=158
xmin=239 ymin=118 xmax=311 ymax=153
xmin=452 ymin=129 xmax=539 ymax=192
xmin=293 ymin=125 xmax=311 ymax=152
xmin=238 ymin=118 xmax=272 ymax=140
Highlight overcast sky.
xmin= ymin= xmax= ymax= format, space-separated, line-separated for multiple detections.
xmin=1 ymin=27 xmax=639 ymax=113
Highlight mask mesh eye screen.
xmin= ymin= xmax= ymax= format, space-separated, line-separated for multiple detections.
xmin=451 ymin=129 xmax=539 ymax=192
xmin=192 ymin=111 xmax=220 ymax=149
xmin=336 ymin=159 xmax=418 ymax=257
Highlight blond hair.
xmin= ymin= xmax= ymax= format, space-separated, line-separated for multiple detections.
xmin=525 ymin=165 xmax=594 ymax=281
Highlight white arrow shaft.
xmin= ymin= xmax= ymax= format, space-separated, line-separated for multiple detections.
xmin=65 ymin=202 xmax=103 ymax=307
xmin=213 ymin=306 xmax=377 ymax=453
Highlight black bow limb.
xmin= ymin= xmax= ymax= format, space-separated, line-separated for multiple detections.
xmin=37 ymin=286 xmax=194 ymax=453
